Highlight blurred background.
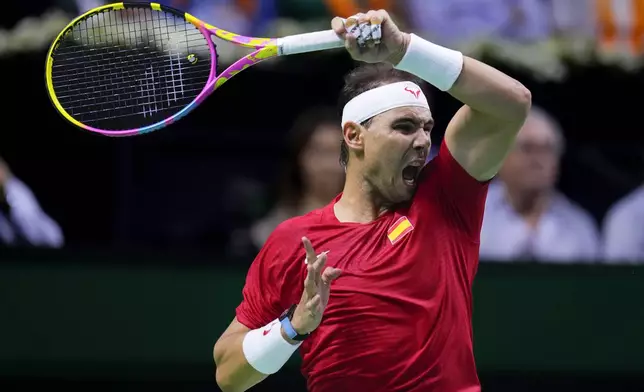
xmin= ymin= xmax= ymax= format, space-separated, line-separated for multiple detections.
xmin=1 ymin=0 xmax=643 ymax=391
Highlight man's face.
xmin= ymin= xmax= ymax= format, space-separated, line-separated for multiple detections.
xmin=354 ymin=106 xmax=433 ymax=204
xmin=499 ymin=115 xmax=561 ymax=194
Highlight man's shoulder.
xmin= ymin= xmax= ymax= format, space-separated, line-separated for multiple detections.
xmin=273 ymin=207 xmax=325 ymax=237
xmin=261 ymin=207 xmax=327 ymax=259
xmin=251 ymin=208 xmax=330 ymax=284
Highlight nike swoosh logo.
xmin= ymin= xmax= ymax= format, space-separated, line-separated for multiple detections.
xmin=263 ymin=323 xmax=275 ymax=336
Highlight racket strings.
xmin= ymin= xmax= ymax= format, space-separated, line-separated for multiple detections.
xmin=50 ymin=6 xmax=212 ymax=129
xmin=54 ymin=66 xmax=209 ymax=99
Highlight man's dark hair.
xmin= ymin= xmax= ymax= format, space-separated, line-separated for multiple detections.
xmin=337 ymin=63 xmax=428 ymax=168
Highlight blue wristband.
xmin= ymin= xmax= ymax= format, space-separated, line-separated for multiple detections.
xmin=279 ymin=305 xmax=309 ymax=341
xmin=280 ymin=316 xmax=299 ymax=340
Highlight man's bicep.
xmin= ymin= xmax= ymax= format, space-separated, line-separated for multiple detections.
xmin=444 ymin=105 xmax=524 ymax=181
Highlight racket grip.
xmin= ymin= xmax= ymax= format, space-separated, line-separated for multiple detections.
xmin=278 ymin=30 xmax=344 ymax=56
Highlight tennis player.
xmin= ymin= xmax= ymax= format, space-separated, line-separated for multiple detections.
xmin=214 ymin=9 xmax=531 ymax=392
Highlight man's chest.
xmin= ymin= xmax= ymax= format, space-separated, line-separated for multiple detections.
xmin=291 ymin=213 xmax=476 ymax=347
xmin=304 ymin=214 xmax=449 ymax=303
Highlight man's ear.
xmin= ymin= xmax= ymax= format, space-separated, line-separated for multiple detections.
xmin=343 ymin=121 xmax=364 ymax=156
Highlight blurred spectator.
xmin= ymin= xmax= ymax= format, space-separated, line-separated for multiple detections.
xmin=0 ymin=1 xmax=77 ymax=56
xmin=479 ymin=107 xmax=600 ymax=263
xmin=1 ymin=0 xmax=77 ymax=29
xmin=153 ymin=0 xmax=276 ymax=36
xmin=75 ymin=0 xmax=277 ymax=34
xmin=406 ymin=0 xmax=553 ymax=47
xmin=0 ymin=157 xmax=63 ymax=248
xmin=602 ymin=184 xmax=644 ymax=263
xmin=551 ymin=0 xmax=595 ymax=39
xmin=248 ymin=106 xmax=345 ymax=250
xmin=74 ymin=0 xmax=102 ymax=12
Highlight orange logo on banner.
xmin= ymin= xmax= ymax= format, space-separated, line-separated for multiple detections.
xmin=324 ymin=0 xmax=393 ymax=18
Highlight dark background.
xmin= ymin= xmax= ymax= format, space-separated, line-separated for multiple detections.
xmin=1 ymin=1 xmax=644 ymax=391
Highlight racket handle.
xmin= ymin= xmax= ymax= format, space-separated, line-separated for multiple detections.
xmin=278 ymin=30 xmax=344 ymax=56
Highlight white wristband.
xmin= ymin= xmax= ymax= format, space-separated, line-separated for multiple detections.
xmin=394 ymin=33 xmax=464 ymax=92
xmin=242 ymin=318 xmax=301 ymax=375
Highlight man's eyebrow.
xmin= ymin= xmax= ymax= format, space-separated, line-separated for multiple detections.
xmin=392 ymin=116 xmax=434 ymax=127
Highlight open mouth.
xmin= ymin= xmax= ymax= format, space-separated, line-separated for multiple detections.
xmin=402 ymin=165 xmax=421 ymax=186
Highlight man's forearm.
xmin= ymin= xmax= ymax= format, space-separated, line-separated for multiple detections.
xmin=214 ymin=324 xmax=301 ymax=392
xmin=214 ymin=332 xmax=268 ymax=392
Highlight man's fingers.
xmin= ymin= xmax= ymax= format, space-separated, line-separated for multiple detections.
xmin=344 ymin=13 xmax=362 ymax=39
xmin=370 ymin=14 xmax=383 ymax=45
xmin=321 ymin=267 xmax=342 ymax=285
xmin=303 ymin=264 xmax=317 ymax=294
xmin=359 ymin=10 xmax=376 ymax=46
xmin=312 ymin=251 xmax=328 ymax=273
xmin=302 ymin=237 xmax=317 ymax=264
xmin=360 ymin=11 xmax=374 ymax=24
xmin=341 ymin=11 xmax=384 ymax=49
xmin=303 ymin=251 xmax=329 ymax=294
xmin=370 ymin=12 xmax=384 ymax=25
xmin=331 ymin=16 xmax=346 ymax=37
xmin=344 ymin=33 xmax=360 ymax=55
xmin=346 ymin=13 xmax=364 ymax=25
xmin=312 ymin=252 xmax=328 ymax=286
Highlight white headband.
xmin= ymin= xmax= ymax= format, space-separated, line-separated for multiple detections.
xmin=341 ymin=81 xmax=429 ymax=128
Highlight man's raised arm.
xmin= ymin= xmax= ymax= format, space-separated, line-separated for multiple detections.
xmin=332 ymin=11 xmax=531 ymax=181
xmin=391 ymin=32 xmax=531 ymax=181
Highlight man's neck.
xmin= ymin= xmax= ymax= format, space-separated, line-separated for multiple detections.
xmin=334 ymin=176 xmax=390 ymax=223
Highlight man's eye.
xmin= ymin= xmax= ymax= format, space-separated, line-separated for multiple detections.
xmin=396 ymin=124 xmax=415 ymax=132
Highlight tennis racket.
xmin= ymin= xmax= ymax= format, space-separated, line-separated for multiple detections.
xmin=45 ymin=2 xmax=346 ymax=137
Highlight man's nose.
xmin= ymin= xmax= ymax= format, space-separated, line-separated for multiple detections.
xmin=414 ymin=129 xmax=431 ymax=150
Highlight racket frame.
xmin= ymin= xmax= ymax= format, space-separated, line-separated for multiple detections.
xmin=45 ymin=2 xmax=343 ymax=136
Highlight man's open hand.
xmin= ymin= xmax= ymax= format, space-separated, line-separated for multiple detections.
xmin=290 ymin=237 xmax=342 ymax=335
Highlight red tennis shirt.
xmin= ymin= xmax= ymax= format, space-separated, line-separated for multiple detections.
xmin=236 ymin=140 xmax=489 ymax=392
